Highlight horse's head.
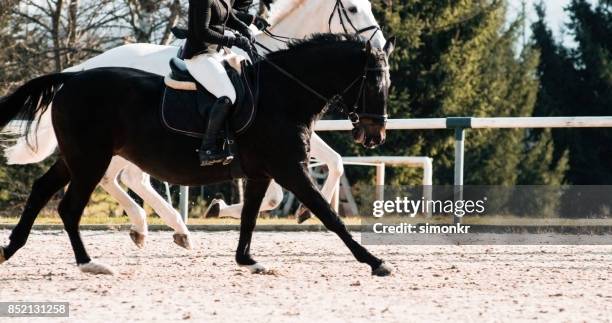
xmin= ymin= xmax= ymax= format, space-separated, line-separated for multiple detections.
xmin=348 ymin=38 xmax=395 ymax=149
xmin=257 ymin=33 xmax=395 ymax=149
xmin=328 ymin=0 xmax=387 ymax=49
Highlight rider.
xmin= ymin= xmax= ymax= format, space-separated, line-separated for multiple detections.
xmin=183 ymin=0 xmax=256 ymax=166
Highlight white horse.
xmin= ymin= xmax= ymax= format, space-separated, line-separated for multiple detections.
xmin=3 ymin=0 xmax=386 ymax=248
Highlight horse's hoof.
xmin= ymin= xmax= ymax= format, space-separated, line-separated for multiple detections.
xmin=204 ymin=200 xmax=221 ymax=218
xmin=295 ymin=204 xmax=312 ymax=224
xmin=372 ymin=262 xmax=392 ymax=277
xmin=79 ymin=261 xmax=115 ymax=275
xmin=0 ymin=247 xmax=6 ymax=264
xmin=173 ymin=234 xmax=192 ymax=250
xmin=240 ymin=263 xmax=266 ymax=274
xmin=129 ymin=230 xmax=146 ymax=249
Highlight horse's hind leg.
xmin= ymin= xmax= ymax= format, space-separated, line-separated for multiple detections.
xmin=57 ymin=154 xmax=114 ymax=275
xmin=207 ymin=181 xmax=283 ymax=219
xmin=1 ymin=160 xmax=70 ymax=263
xmin=99 ymin=157 xmax=148 ymax=248
xmin=120 ymin=164 xmax=191 ymax=249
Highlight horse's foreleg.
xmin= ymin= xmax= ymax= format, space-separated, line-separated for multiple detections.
xmin=120 ymin=165 xmax=191 ymax=249
xmin=235 ymin=178 xmax=271 ymax=273
xmin=296 ymin=134 xmax=344 ymax=223
xmin=99 ymin=157 xmax=148 ymax=248
xmin=1 ymin=160 xmax=70 ymax=262
xmin=274 ymin=165 xmax=391 ymax=276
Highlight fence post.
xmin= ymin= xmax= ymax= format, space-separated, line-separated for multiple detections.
xmin=453 ymin=128 xmax=465 ymax=224
xmin=375 ymin=163 xmax=385 ymax=202
xmin=447 ymin=117 xmax=471 ymax=224
xmin=423 ymin=158 xmax=433 ymax=217
xmin=179 ymin=186 xmax=189 ymax=223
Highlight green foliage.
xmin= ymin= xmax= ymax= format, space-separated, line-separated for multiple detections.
xmin=324 ymin=0 xmax=566 ymax=187
xmin=531 ymin=0 xmax=612 ymax=184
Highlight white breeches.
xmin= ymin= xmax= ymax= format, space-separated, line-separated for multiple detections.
xmin=184 ymin=50 xmax=237 ymax=103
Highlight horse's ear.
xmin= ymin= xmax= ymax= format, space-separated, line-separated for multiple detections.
xmin=384 ymin=36 xmax=396 ymax=57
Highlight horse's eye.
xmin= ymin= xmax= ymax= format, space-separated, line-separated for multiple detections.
xmin=348 ymin=6 xmax=358 ymax=14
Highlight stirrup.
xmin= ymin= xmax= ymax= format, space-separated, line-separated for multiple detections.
xmin=222 ymin=155 xmax=234 ymax=165
xmin=198 ymin=148 xmax=227 ymax=166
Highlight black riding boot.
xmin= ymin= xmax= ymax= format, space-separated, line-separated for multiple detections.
xmin=199 ymin=96 xmax=233 ymax=166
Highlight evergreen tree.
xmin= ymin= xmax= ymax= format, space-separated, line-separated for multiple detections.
xmin=320 ymin=0 xmax=565 ymax=187
xmin=532 ymin=0 xmax=612 ymax=184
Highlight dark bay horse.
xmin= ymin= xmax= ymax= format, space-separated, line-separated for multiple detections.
xmin=0 ymin=34 xmax=394 ymax=276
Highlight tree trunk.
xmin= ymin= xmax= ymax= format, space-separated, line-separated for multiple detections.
xmin=51 ymin=0 xmax=64 ymax=71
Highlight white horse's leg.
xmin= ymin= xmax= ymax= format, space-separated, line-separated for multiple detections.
xmin=119 ymin=163 xmax=192 ymax=249
xmin=296 ymin=133 xmax=344 ymax=223
xmin=98 ymin=157 xmax=148 ymax=248
xmin=205 ymin=181 xmax=284 ymax=219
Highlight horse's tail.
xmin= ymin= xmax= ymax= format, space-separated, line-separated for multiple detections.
xmin=0 ymin=73 xmax=75 ymax=159
xmin=4 ymin=118 xmax=58 ymax=164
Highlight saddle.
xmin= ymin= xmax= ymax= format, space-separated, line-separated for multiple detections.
xmin=160 ymin=57 xmax=257 ymax=139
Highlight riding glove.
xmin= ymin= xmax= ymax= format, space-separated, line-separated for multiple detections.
xmin=234 ymin=35 xmax=254 ymax=52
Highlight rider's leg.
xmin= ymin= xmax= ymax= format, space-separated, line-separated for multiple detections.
xmin=209 ymin=181 xmax=283 ymax=218
xmin=120 ymin=164 xmax=189 ymax=235
xmin=184 ymin=53 xmax=236 ymax=166
xmin=99 ymin=157 xmax=148 ymax=236
xmin=198 ymin=96 xmax=233 ymax=166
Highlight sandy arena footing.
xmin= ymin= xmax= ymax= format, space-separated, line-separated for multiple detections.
xmin=0 ymin=230 xmax=611 ymax=322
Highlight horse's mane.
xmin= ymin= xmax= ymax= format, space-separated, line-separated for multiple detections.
xmin=267 ymin=0 xmax=306 ymax=25
xmin=267 ymin=33 xmax=367 ymax=59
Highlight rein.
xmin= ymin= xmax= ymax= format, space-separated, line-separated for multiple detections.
xmin=250 ymin=0 xmax=388 ymax=126
xmin=251 ymin=43 xmax=388 ymax=126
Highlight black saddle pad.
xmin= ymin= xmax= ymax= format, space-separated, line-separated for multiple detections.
xmin=160 ymin=62 xmax=256 ymax=138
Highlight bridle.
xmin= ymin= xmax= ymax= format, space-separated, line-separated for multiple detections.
xmin=263 ymin=0 xmax=381 ymax=44
xmin=328 ymin=0 xmax=381 ymax=42
xmin=255 ymin=0 xmax=388 ymax=128
xmin=252 ymin=46 xmax=389 ymax=129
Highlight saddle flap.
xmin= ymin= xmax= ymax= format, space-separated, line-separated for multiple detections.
xmin=160 ymin=61 xmax=256 ymax=138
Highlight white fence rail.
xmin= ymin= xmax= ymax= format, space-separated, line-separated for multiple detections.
xmin=177 ymin=116 xmax=612 ymax=221
xmin=315 ymin=116 xmax=612 ymax=223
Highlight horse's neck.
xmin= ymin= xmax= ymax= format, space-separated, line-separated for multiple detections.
xmin=256 ymin=0 xmax=328 ymax=51
xmin=254 ymin=47 xmax=359 ymax=126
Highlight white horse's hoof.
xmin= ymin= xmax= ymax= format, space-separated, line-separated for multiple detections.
xmin=0 ymin=247 xmax=5 ymax=264
xmin=372 ymin=262 xmax=392 ymax=277
xmin=79 ymin=261 xmax=115 ymax=275
xmin=129 ymin=230 xmax=146 ymax=249
xmin=173 ymin=234 xmax=192 ymax=250
xmin=240 ymin=263 xmax=266 ymax=274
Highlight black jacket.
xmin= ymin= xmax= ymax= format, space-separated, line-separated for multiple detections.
xmin=183 ymin=0 xmax=251 ymax=59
